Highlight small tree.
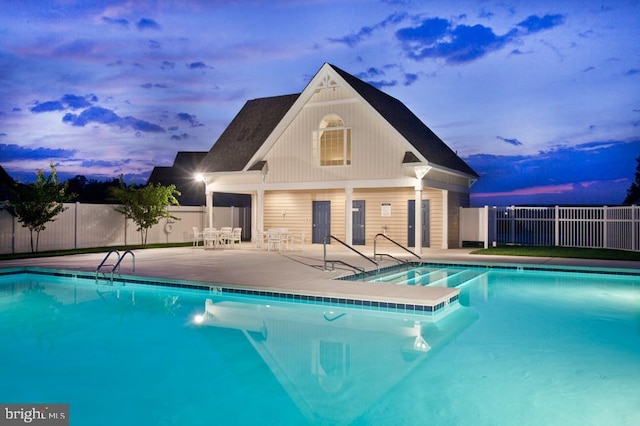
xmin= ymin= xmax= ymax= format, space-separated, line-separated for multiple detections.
xmin=623 ymin=156 xmax=640 ymax=205
xmin=109 ymin=179 xmax=181 ymax=245
xmin=5 ymin=164 xmax=75 ymax=252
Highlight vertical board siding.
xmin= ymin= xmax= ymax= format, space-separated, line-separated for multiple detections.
xmin=447 ymin=191 xmax=469 ymax=248
xmin=0 ymin=204 xmax=244 ymax=254
xmin=266 ymin=92 xmax=411 ymax=184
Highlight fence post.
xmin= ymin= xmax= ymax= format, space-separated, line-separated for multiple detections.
xmin=634 ymin=205 xmax=638 ymax=252
xmin=12 ymin=213 xmax=16 ymax=254
xmin=483 ymin=205 xmax=489 ymax=249
xmin=554 ymin=206 xmax=559 ymax=247
xmin=603 ymin=206 xmax=608 ymax=249
xmin=74 ymin=202 xmax=79 ymax=249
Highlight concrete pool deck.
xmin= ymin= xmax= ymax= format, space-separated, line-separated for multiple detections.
xmin=2 ymin=244 xmax=639 ymax=311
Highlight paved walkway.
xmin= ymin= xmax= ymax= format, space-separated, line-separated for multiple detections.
xmin=2 ymin=245 xmax=639 ymax=309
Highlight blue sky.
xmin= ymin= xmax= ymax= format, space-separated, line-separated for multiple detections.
xmin=0 ymin=0 xmax=638 ymax=206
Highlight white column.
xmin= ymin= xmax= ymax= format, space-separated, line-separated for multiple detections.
xmin=414 ymin=187 xmax=422 ymax=256
xmin=206 ymin=189 xmax=213 ymax=228
xmin=345 ymin=187 xmax=353 ymax=246
xmin=442 ymin=189 xmax=449 ymax=249
xmin=257 ymin=189 xmax=264 ymax=235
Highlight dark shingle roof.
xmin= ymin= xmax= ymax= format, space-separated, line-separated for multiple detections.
xmin=329 ymin=64 xmax=478 ymax=177
xmin=199 ymin=94 xmax=299 ymax=172
xmin=199 ymin=64 xmax=477 ymax=178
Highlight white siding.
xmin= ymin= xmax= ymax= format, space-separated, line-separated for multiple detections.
xmin=264 ymin=88 xmax=412 ymax=184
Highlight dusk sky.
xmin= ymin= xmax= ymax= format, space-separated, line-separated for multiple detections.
xmin=1 ymin=0 xmax=638 ymax=206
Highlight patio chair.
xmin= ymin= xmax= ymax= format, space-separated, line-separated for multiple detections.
xmin=219 ymin=227 xmax=233 ymax=247
xmin=203 ymin=228 xmax=219 ymax=249
xmin=266 ymin=229 xmax=282 ymax=252
xmin=192 ymin=227 xmax=204 ymax=248
xmin=231 ymin=228 xmax=242 ymax=248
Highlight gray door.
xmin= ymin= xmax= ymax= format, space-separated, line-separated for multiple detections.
xmin=352 ymin=200 xmax=365 ymax=245
xmin=312 ymin=201 xmax=331 ymax=243
xmin=407 ymin=200 xmax=430 ymax=247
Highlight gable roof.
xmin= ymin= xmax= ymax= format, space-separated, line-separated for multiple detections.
xmin=199 ymin=64 xmax=478 ymax=178
xmin=329 ymin=64 xmax=478 ymax=177
xmin=198 ymin=94 xmax=299 ymax=173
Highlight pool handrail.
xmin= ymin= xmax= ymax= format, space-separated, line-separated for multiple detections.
xmin=95 ymin=249 xmax=135 ymax=284
xmin=373 ymin=233 xmax=423 ymax=265
xmin=95 ymin=249 xmax=120 ymax=282
xmin=323 ymin=234 xmax=379 ymax=274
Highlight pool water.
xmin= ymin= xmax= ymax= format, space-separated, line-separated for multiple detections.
xmin=1 ymin=268 xmax=639 ymax=425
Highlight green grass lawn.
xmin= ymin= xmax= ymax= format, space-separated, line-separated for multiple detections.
xmin=472 ymin=245 xmax=640 ymax=261
xmin=0 ymin=242 xmax=193 ymax=261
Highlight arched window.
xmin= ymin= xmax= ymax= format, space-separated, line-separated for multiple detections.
xmin=314 ymin=114 xmax=351 ymax=166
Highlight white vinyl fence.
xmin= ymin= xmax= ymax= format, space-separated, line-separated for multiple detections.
xmin=0 ymin=203 xmax=250 ymax=254
xmin=460 ymin=205 xmax=640 ymax=252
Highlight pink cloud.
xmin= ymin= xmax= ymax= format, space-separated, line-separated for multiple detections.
xmin=473 ymin=183 xmax=575 ymax=198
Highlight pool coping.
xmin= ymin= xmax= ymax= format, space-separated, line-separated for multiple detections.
xmin=0 ymin=266 xmax=460 ymax=316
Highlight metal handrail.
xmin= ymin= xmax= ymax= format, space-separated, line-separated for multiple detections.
xmin=95 ymin=249 xmax=120 ymax=281
xmin=323 ymin=235 xmax=378 ymax=273
xmin=374 ymin=233 xmax=422 ymax=265
xmin=110 ymin=250 xmax=135 ymax=282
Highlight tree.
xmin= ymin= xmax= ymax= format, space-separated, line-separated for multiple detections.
xmin=66 ymin=175 xmax=121 ymax=203
xmin=623 ymin=156 xmax=640 ymax=205
xmin=5 ymin=164 xmax=75 ymax=252
xmin=109 ymin=179 xmax=181 ymax=245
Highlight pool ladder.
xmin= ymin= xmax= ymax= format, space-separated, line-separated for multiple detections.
xmin=95 ymin=249 xmax=135 ymax=284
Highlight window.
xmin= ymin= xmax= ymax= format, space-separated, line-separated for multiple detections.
xmin=314 ymin=114 xmax=351 ymax=166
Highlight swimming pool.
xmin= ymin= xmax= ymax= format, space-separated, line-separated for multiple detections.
xmin=1 ymin=266 xmax=639 ymax=425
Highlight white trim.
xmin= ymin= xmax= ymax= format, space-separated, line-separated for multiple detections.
xmin=304 ymin=98 xmax=360 ymax=108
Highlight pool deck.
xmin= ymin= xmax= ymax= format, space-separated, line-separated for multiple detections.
xmin=2 ymin=244 xmax=639 ymax=312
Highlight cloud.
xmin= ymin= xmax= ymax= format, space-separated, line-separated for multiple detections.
xmin=624 ymin=68 xmax=640 ymax=76
xmin=187 ymin=62 xmax=211 ymax=70
xmin=497 ymin=136 xmax=523 ymax=146
xmin=404 ymin=73 xmax=418 ymax=85
xmin=63 ymin=106 xmax=165 ymax=132
xmin=396 ymin=14 xmax=565 ymax=64
xmin=136 ymin=18 xmax=161 ymax=31
xmin=176 ymin=112 xmax=202 ymax=127
xmin=102 ymin=17 xmax=129 ymax=28
xmin=148 ymin=40 xmax=162 ymax=50
xmin=465 ymin=140 xmax=640 ymax=205
xmin=30 ymin=94 xmax=97 ymax=113
xmin=30 ymin=101 xmax=65 ymax=113
xmin=61 ymin=94 xmax=94 ymax=109
xmin=329 ymin=13 xmax=407 ymax=47
xmin=0 ymin=143 xmax=76 ymax=162
xmin=81 ymin=159 xmax=129 ymax=168
xmin=161 ymin=61 xmax=175 ymax=70
xmin=141 ymin=83 xmax=168 ymax=89
xmin=170 ymin=133 xmax=190 ymax=141
xmin=516 ymin=14 xmax=565 ymax=34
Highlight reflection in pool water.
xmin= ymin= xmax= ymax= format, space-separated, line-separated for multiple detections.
xmin=1 ymin=269 xmax=639 ymax=425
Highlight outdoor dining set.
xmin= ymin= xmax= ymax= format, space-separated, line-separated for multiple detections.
xmin=192 ymin=227 xmax=242 ymax=249
xmin=192 ymin=227 xmax=305 ymax=252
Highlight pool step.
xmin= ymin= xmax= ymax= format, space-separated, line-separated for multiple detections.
xmin=369 ymin=267 xmax=441 ymax=284
xmin=425 ymin=269 xmax=487 ymax=288
xmin=370 ymin=267 xmax=486 ymax=288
